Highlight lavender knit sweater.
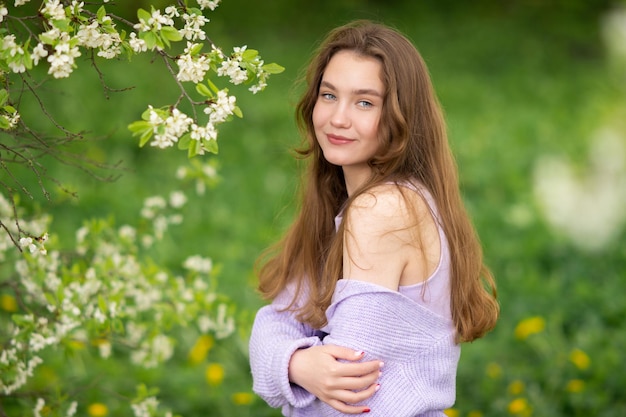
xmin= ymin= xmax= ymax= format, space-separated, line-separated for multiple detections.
xmin=249 ymin=185 xmax=460 ymax=417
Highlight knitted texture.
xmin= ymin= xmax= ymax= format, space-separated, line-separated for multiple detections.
xmin=250 ymin=279 xmax=460 ymax=417
xmin=318 ymin=279 xmax=460 ymax=416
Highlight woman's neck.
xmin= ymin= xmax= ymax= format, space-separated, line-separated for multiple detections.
xmin=343 ymin=166 xmax=373 ymax=196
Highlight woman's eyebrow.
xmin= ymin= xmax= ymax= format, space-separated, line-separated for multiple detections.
xmin=320 ymin=80 xmax=383 ymax=97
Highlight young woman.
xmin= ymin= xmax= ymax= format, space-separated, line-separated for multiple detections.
xmin=249 ymin=20 xmax=499 ymax=417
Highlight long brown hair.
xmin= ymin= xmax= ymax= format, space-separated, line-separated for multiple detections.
xmin=256 ymin=20 xmax=498 ymax=343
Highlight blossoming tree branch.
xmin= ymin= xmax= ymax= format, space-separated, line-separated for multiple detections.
xmin=0 ymin=0 xmax=283 ymax=247
xmin=0 ymin=1 xmax=283 ymax=416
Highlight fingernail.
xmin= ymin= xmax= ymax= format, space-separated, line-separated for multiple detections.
xmin=375 ymin=383 xmax=381 ymax=392
xmin=379 ymin=361 xmax=385 ymax=368
xmin=362 ymin=408 xmax=371 ymax=413
xmin=354 ymin=350 xmax=365 ymax=357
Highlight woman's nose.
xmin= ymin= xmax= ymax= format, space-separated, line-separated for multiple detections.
xmin=330 ymin=104 xmax=350 ymax=128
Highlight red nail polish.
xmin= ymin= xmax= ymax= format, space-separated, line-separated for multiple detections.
xmin=363 ymin=408 xmax=371 ymax=413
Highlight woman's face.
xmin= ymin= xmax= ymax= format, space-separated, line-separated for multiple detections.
xmin=312 ymin=50 xmax=384 ymax=188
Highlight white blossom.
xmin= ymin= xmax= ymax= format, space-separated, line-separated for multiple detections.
xmin=205 ymin=89 xmax=236 ymax=123
xmin=180 ymin=12 xmax=209 ymax=41
xmin=131 ymin=396 xmax=159 ymax=417
xmin=19 ymin=237 xmax=37 ymax=253
xmin=31 ymin=43 xmax=48 ymax=65
xmin=164 ymin=5 xmax=179 ymax=18
xmin=217 ymin=57 xmax=248 ymax=85
xmin=128 ymin=32 xmax=147 ymax=53
xmin=76 ymin=21 xmax=101 ymax=48
xmin=176 ymin=43 xmax=210 ymax=82
xmin=2 ymin=35 xmax=27 ymax=73
xmin=197 ymin=0 xmax=220 ymax=11
xmin=165 ymin=108 xmax=193 ymax=137
xmin=169 ymin=191 xmax=187 ymax=208
xmin=66 ymin=401 xmax=78 ymax=417
xmin=41 ymin=0 xmax=65 ymax=21
xmin=183 ymin=255 xmax=212 ymax=273
xmin=0 ymin=6 xmax=8 ymax=22
xmin=34 ymin=398 xmax=45 ymax=417
xmin=47 ymin=36 xmax=81 ymax=78
xmin=190 ymin=122 xmax=218 ymax=145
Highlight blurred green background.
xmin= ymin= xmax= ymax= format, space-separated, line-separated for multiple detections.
xmin=4 ymin=0 xmax=626 ymax=416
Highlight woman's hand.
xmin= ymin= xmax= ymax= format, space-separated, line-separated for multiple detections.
xmin=288 ymin=344 xmax=382 ymax=414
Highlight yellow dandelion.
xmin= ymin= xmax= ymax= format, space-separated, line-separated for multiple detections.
xmin=508 ymin=397 xmax=530 ymax=415
xmin=205 ymin=362 xmax=225 ymax=386
xmin=66 ymin=339 xmax=85 ymax=350
xmin=188 ymin=335 xmax=215 ymax=365
xmin=0 ymin=294 xmax=18 ymax=312
xmin=443 ymin=408 xmax=459 ymax=417
xmin=569 ymin=348 xmax=590 ymax=370
xmin=87 ymin=403 xmax=108 ymax=417
xmin=566 ymin=379 xmax=585 ymax=393
xmin=231 ymin=391 xmax=254 ymax=405
xmin=468 ymin=411 xmax=483 ymax=417
xmin=486 ymin=362 xmax=502 ymax=379
xmin=508 ymin=380 xmax=525 ymax=395
xmin=514 ymin=316 xmax=545 ymax=340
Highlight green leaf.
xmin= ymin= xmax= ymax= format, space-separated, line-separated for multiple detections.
xmin=0 ymin=116 xmax=10 ymax=130
xmin=161 ymin=26 xmax=182 ymax=42
xmin=140 ymin=107 xmax=153 ymax=120
xmin=242 ymin=49 xmax=259 ymax=60
xmin=262 ymin=62 xmax=285 ymax=74
xmin=139 ymin=129 xmax=153 ymax=147
xmin=52 ymin=19 xmax=71 ymax=32
xmin=112 ymin=318 xmax=124 ymax=333
xmin=39 ymin=32 xmax=56 ymax=45
xmin=188 ymin=138 xmax=199 ymax=157
xmin=98 ymin=295 xmax=107 ymax=314
xmin=137 ymin=8 xmax=152 ymax=23
xmin=140 ymin=31 xmax=158 ymax=50
xmin=196 ymin=83 xmax=212 ymax=98
xmin=178 ymin=133 xmax=191 ymax=150
xmin=97 ymin=5 xmax=106 ymax=21
xmin=128 ymin=120 xmax=152 ymax=134
xmin=233 ymin=106 xmax=243 ymax=118
xmin=203 ymin=138 xmax=218 ymax=154
xmin=44 ymin=292 xmax=56 ymax=306
xmin=188 ymin=42 xmax=203 ymax=56
xmin=0 ymin=89 xmax=8 ymax=107
xmin=206 ymin=78 xmax=220 ymax=95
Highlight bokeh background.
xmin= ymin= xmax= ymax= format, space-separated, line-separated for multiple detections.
xmin=3 ymin=0 xmax=626 ymax=416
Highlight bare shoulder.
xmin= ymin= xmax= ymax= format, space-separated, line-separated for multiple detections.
xmin=347 ymin=183 xmax=430 ymax=231
xmin=343 ymin=184 xmax=431 ymax=290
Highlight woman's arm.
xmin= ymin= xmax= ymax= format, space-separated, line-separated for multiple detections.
xmin=249 ymin=287 xmax=322 ymax=409
xmin=249 ymin=285 xmax=382 ymax=413
xmin=288 ymin=344 xmax=382 ymax=414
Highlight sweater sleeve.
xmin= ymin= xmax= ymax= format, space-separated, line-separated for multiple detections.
xmin=249 ymin=284 xmax=322 ymax=409
xmin=318 ymin=279 xmax=459 ymax=417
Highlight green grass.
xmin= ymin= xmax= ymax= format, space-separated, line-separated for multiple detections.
xmin=3 ymin=1 xmax=626 ymax=416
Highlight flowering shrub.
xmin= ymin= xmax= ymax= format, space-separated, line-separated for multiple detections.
xmin=0 ymin=166 xmax=238 ymax=415
xmin=0 ymin=1 xmax=282 ymax=416
xmin=0 ymin=0 xmax=283 ymax=245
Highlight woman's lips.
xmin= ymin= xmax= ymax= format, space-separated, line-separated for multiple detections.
xmin=327 ymin=134 xmax=354 ymax=145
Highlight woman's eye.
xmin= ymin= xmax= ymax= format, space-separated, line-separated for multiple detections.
xmin=321 ymin=92 xmax=336 ymax=100
xmin=358 ymin=100 xmax=373 ymax=108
